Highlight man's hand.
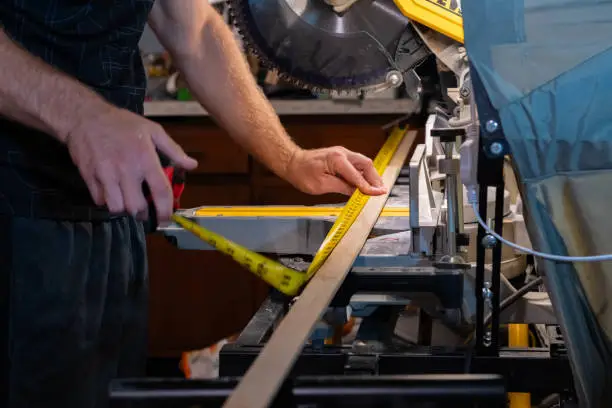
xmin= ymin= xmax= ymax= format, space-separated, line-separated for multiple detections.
xmin=284 ymin=147 xmax=386 ymax=196
xmin=65 ymin=107 xmax=198 ymax=221
xmin=0 ymin=29 xmax=198 ymax=221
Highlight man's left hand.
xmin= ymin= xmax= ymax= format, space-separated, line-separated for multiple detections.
xmin=283 ymin=147 xmax=387 ymax=196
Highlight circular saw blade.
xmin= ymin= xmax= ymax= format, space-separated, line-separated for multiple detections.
xmin=229 ymin=0 xmax=414 ymax=91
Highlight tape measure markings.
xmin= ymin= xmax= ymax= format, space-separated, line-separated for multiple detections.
xmin=171 ymin=214 xmax=306 ymax=296
xmin=305 ymin=126 xmax=407 ymax=279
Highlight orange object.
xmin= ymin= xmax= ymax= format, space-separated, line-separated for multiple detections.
xmin=342 ymin=317 xmax=356 ymax=336
xmin=180 ymin=352 xmax=192 ymax=378
xmin=325 ymin=317 xmax=357 ymax=345
xmin=180 ymin=334 xmax=239 ymax=379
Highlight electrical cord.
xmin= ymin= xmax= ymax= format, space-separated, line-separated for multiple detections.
xmin=467 ymin=187 xmax=612 ymax=262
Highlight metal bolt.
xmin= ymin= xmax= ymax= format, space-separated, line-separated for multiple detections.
xmin=482 ymin=281 xmax=493 ymax=299
xmin=483 ymin=331 xmax=492 ymax=347
xmin=489 ymin=142 xmax=503 ymax=156
xmin=481 ymin=234 xmax=497 ymax=248
xmin=482 ymin=281 xmax=493 ymax=308
xmin=482 ymin=287 xmax=493 ymax=300
xmin=485 ymin=119 xmax=498 ymax=133
xmin=459 ymin=86 xmax=470 ymax=98
xmin=386 ymin=71 xmax=403 ymax=87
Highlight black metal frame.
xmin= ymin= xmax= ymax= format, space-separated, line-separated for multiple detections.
xmin=111 ymin=374 xmax=507 ymax=408
xmin=470 ymin=67 xmax=508 ymax=356
xmin=332 ymin=265 xmax=464 ymax=309
xmin=215 ymin=293 xmax=573 ymax=395
xmin=109 ymin=68 xmax=576 ymax=407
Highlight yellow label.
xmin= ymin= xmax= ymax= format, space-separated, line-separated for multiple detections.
xmin=425 ymin=0 xmax=461 ymax=16
xmin=394 ymin=0 xmax=464 ymax=43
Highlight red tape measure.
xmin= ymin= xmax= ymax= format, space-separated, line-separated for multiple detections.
xmin=163 ymin=166 xmax=186 ymax=211
xmin=144 ymin=165 xmax=186 ymax=232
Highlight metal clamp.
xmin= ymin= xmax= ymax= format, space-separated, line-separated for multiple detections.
xmin=409 ymin=144 xmax=435 ymax=254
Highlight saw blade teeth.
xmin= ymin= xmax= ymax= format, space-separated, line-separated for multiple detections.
xmin=226 ymin=0 xmax=408 ymax=93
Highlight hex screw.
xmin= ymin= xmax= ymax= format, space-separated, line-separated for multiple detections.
xmin=485 ymin=120 xmax=499 ymax=133
xmin=489 ymin=142 xmax=503 ymax=156
xmin=481 ymin=234 xmax=497 ymax=248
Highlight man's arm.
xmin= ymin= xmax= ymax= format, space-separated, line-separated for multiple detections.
xmin=148 ymin=1 xmax=386 ymax=196
xmin=148 ymin=1 xmax=298 ymax=177
xmin=0 ymin=29 xmax=110 ymax=142
xmin=0 ymin=28 xmax=197 ymax=220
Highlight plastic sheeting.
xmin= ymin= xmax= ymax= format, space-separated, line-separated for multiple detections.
xmin=462 ymin=1 xmax=612 ymax=407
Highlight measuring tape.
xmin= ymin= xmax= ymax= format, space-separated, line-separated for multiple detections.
xmin=172 ymin=214 xmax=307 ymax=296
xmin=304 ymin=126 xmax=406 ymax=279
xmin=172 ymin=126 xmax=408 ymax=296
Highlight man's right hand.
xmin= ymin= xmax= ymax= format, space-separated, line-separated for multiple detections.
xmin=65 ymin=106 xmax=198 ymax=222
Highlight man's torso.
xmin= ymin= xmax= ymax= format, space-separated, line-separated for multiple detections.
xmin=0 ymin=0 xmax=155 ymax=220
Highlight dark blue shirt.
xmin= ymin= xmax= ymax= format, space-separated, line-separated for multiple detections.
xmin=0 ymin=0 xmax=155 ymax=220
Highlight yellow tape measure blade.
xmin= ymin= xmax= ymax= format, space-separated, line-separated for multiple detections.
xmin=171 ymin=214 xmax=305 ymax=296
xmin=305 ymin=127 xmax=407 ymax=279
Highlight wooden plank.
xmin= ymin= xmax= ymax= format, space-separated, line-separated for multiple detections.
xmin=222 ymin=129 xmax=417 ymax=408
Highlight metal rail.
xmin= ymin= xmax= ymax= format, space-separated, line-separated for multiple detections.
xmin=144 ymin=99 xmax=418 ymax=117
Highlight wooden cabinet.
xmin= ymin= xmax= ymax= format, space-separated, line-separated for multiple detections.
xmin=147 ymin=115 xmax=400 ymax=357
xmin=165 ymin=122 xmax=250 ymax=175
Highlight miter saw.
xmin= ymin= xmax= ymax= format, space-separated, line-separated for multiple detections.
xmin=228 ymin=0 xmax=464 ymax=102
xmin=109 ymin=0 xmax=612 ymax=406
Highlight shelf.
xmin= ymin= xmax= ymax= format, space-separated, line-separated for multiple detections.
xmin=144 ymin=99 xmax=418 ymax=117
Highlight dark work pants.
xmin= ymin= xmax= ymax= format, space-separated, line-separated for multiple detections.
xmin=0 ymin=215 xmax=148 ymax=408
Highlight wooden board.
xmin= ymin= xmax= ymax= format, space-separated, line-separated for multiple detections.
xmin=222 ymin=129 xmax=417 ymax=408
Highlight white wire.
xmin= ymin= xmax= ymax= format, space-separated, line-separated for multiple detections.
xmin=469 ymin=194 xmax=612 ymax=263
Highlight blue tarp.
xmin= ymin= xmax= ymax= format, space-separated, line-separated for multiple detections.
xmin=463 ymin=1 xmax=612 ymax=406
